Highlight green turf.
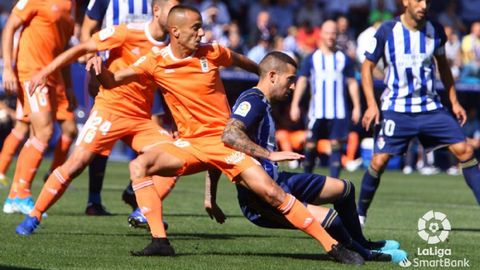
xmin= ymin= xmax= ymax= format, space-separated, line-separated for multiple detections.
xmin=0 ymin=161 xmax=478 ymax=269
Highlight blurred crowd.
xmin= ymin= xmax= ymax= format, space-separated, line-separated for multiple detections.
xmin=0 ymin=0 xmax=479 ymax=83
xmin=0 ymin=0 xmax=479 ymax=173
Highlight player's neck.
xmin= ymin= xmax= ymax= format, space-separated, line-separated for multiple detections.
xmin=400 ymin=14 xmax=425 ymax=31
xmin=254 ymin=84 xmax=270 ymax=101
xmin=170 ymin=42 xmax=195 ymax=59
xmin=148 ymin=21 xmax=167 ymax=42
xmin=319 ymin=44 xmax=335 ymax=55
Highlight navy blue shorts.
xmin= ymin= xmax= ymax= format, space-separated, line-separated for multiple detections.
xmin=374 ymin=109 xmax=466 ymax=155
xmin=151 ymin=91 xmax=165 ymax=116
xmin=306 ymin=118 xmax=349 ymax=142
xmin=237 ymin=172 xmax=327 ymax=229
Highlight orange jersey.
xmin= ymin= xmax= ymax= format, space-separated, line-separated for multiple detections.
xmin=131 ymin=43 xmax=233 ymax=138
xmin=92 ymin=22 xmax=167 ymax=118
xmin=14 ymin=0 xmax=74 ymax=83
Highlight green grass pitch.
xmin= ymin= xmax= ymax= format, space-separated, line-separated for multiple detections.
xmin=0 ymin=161 xmax=478 ymax=270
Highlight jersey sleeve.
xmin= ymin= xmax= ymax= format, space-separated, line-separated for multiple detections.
xmin=343 ymin=55 xmax=355 ymax=78
xmin=364 ymin=21 xmax=390 ymax=63
xmin=130 ymin=51 xmax=156 ymax=83
xmin=91 ymin=25 xmax=127 ymax=51
xmin=210 ymin=42 xmax=233 ymax=67
xmin=86 ymin=0 xmax=109 ymax=22
xmin=298 ymin=54 xmax=313 ymax=78
xmin=12 ymin=0 xmax=38 ymax=23
xmin=231 ymin=93 xmax=267 ymax=130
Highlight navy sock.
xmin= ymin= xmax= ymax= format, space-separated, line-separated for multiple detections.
xmin=461 ymin=158 xmax=480 ymax=204
xmin=88 ymin=154 xmax=109 ymax=205
xmin=304 ymin=146 xmax=317 ymax=173
xmin=329 ymin=146 xmax=342 ymax=178
xmin=322 ymin=209 xmax=372 ymax=259
xmin=322 ymin=209 xmax=352 ymax=245
xmin=357 ymin=166 xmax=381 ymax=217
xmin=334 ymin=180 xmax=369 ymax=246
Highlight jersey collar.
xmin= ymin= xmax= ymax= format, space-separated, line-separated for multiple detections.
xmin=144 ymin=21 xmax=168 ymax=46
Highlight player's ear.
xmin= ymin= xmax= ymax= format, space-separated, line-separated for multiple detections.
xmin=171 ymin=26 xmax=180 ymax=38
xmin=269 ymin=71 xmax=277 ymax=85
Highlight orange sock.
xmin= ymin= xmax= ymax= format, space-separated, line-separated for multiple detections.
xmin=49 ymin=135 xmax=73 ymax=173
xmin=278 ymin=194 xmax=337 ymax=252
xmin=132 ymin=177 xmax=166 ymax=238
xmin=0 ymin=129 xmax=25 ymax=175
xmin=16 ymin=137 xmax=47 ymax=198
xmin=8 ymin=142 xmax=27 ymax=199
xmin=30 ymin=167 xmax=71 ymax=221
xmin=152 ymin=176 xmax=177 ymax=200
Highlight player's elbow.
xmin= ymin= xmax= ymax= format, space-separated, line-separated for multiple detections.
xmin=221 ymin=131 xmax=235 ymax=147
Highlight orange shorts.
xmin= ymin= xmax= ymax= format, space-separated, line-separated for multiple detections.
xmin=75 ymin=107 xmax=172 ymax=156
xmin=17 ymin=81 xmax=74 ymax=121
xmin=157 ymin=135 xmax=260 ymax=181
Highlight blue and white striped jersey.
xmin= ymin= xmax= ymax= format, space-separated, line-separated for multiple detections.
xmin=299 ymin=49 xmax=355 ymax=120
xmin=87 ymin=0 xmax=151 ymax=28
xmin=231 ymin=88 xmax=278 ymax=180
xmin=365 ymin=17 xmax=447 ymax=113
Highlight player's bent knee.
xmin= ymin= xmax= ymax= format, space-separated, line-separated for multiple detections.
xmin=450 ymin=142 xmax=474 ymax=162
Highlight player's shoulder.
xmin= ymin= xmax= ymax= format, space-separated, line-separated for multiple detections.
xmin=376 ymin=17 xmax=400 ymax=35
xmin=426 ymin=19 xmax=445 ymax=35
xmin=196 ymin=41 xmax=227 ymax=57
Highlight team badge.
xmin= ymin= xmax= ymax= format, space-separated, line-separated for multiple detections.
xmin=376 ymin=136 xmax=385 ymax=150
xmin=200 ymin=57 xmax=209 ymax=72
xmin=173 ymin=139 xmax=191 ymax=148
xmin=233 ymin=101 xmax=251 ymax=117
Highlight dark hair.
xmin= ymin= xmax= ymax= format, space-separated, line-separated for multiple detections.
xmin=167 ymin=4 xmax=200 ymax=19
xmin=258 ymin=51 xmax=297 ymax=78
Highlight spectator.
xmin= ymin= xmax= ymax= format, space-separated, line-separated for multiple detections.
xmin=248 ymin=10 xmax=272 ymax=48
xmin=296 ymin=21 xmax=321 ymax=56
xmin=247 ymin=33 xmax=272 ymax=64
xmin=444 ymin=25 xmax=462 ymax=80
xmin=336 ymin=15 xmax=356 ymax=59
xmin=368 ymin=0 xmax=393 ymax=26
xmin=295 ymin=0 xmax=323 ymax=29
xmin=247 ymin=0 xmax=272 ymax=31
xmin=269 ymin=0 xmax=295 ymax=37
xmin=200 ymin=0 xmax=231 ymax=25
xmin=438 ymin=0 xmax=466 ymax=35
xmin=283 ymin=26 xmax=299 ymax=56
xmin=460 ymin=21 xmax=480 ymax=82
xmin=201 ymin=6 xmax=228 ymax=43
xmin=370 ymin=0 xmax=397 ymax=14
xmin=225 ymin=22 xmax=248 ymax=55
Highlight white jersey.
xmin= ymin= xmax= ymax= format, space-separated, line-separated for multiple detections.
xmin=365 ymin=17 xmax=446 ymax=113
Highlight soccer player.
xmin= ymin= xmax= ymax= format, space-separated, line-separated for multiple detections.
xmin=15 ymin=0 xmax=180 ymax=236
xmin=80 ymin=0 xmax=154 ymax=216
xmin=1 ymin=0 xmax=78 ymax=215
xmin=213 ymin=51 xmax=406 ymax=263
xmin=86 ymin=6 xmax=363 ymax=263
xmin=290 ymin=20 xmax=361 ymax=178
xmin=357 ymin=0 xmax=480 ymax=227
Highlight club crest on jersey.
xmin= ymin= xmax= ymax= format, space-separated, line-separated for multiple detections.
xmin=200 ymin=57 xmax=209 ymax=72
xmin=376 ymin=136 xmax=385 ymax=150
xmin=99 ymin=26 xmax=115 ymax=41
xmin=173 ymin=139 xmax=191 ymax=148
xmin=233 ymin=101 xmax=251 ymax=117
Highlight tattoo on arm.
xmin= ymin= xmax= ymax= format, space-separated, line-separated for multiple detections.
xmin=222 ymin=119 xmax=270 ymax=159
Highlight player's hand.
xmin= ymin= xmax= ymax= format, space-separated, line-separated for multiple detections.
xmin=351 ymin=106 xmax=361 ymax=125
xmin=289 ymin=105 xmax=301 ymax=122
xmin=29 ymin=72 xmax=48 ymax=96
xmin=268 ymin=151 xmax=304 ymax=162
xmin=362 ymin=106 xmax=380 ymax=131
xmin=85 ymin=56 xmax=103 ymax=75
xmin=2 ymin=68 xmax=19 ymax=95
xmin=451 ymin=102 xmax=467 ymax=126
xmin=204 ymin=200 xmax=226 ymax=224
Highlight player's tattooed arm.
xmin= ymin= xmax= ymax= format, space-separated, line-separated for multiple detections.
xmin=222 ymin=118 xmax=271 ymax=159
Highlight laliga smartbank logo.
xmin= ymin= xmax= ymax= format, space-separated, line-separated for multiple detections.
xmin=398 ymin=210 xmax=470 ymax=268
